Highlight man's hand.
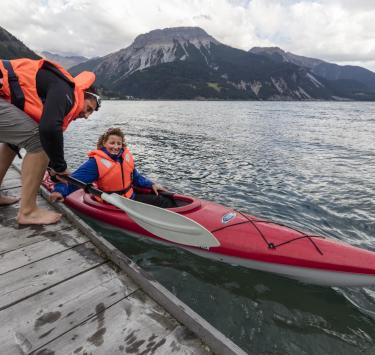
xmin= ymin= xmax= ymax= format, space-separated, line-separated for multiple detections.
xmin=48 ymin=168 xmax=70 ymax=183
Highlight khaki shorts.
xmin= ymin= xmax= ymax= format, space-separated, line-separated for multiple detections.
xmin=0 ymin=97 xmax=43 ymax=152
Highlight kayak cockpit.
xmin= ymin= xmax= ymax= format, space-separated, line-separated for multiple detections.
xmin=82 ymin=191 xmax=202 ymax=212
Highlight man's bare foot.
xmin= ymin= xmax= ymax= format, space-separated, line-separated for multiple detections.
xmin=0 ymin=194 xmax=20 ymax=206
xmin=17 ymin=208 xmax=62 ymax=225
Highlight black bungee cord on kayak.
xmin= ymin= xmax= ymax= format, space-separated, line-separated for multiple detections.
xmin=210 ymin=210 xmax=324 ymax=255
xmin=239 ymin=211 xmax=324 ymax=255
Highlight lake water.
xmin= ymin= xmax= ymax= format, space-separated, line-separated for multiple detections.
xmin=64 ymin=101 xmax=375 ymax=354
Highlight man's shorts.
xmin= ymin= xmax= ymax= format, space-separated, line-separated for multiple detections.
xmin=0 ymin=97 xmax=43 ymax=152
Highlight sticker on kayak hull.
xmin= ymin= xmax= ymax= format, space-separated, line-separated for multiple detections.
xmin=221 ymin=212 xmax=236 ymax=224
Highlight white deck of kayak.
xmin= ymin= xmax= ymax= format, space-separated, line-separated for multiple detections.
xmin=0 ymin=165 xmax=246 ymax=355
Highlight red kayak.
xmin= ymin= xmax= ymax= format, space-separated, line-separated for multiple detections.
xmin=45 ymin=180 xmax=375 ymax=287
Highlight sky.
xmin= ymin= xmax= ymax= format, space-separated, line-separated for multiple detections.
xmin=2 ymin=0 xmax=375 ymax=72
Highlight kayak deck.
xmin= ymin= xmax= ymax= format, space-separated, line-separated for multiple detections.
xmin=61 ymin=188 xmax=375 ymax=287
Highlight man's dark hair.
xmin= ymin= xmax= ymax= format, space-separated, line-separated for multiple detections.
xmin=84 ymin=86 xmax=101 ymax=111
xmin=84 ymin=85 xmax=98 ymax=98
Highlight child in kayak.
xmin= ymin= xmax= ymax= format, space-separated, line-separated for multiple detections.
xmin=49 ymin=127 xmax=176 ymax=208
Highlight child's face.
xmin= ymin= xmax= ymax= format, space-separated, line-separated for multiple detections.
xmin=104 ymin=134 xmax=123 ymax=155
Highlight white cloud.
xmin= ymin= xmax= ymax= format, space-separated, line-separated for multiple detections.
xmin=2 ymin=0 xmax=375 ymax=71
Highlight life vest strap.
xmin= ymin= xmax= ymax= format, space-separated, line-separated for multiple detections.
xmin=2 ymin=60 xmax=25 ymax=110
xmin=106 ymin=183 xmax=133 ymax=196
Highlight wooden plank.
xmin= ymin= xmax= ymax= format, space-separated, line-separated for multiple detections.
xmin=0 ymin=190 xmax=49 ymax=228
xmin=0 ymin=167 xmax=21 ymax=191
xmin=33 ymin=290 xmax=211 ymax=355
xmin=0 ymin=231 xmax=88 ymax=275
xmin=0 ymin=189 xmax=84 ymax=256
xmin=0 ymin=187 xmax=21 ymax=226
xmin=0 ymin=183 xmax=87 ymax=256
xmin=0 ymin=178 xmax=21 ymax=191
xmin=0 ymin=242 xmax=106 ymax=311
xmin=2 ymin=166 xmax=19 ymax=180
xmin=0 ymin=264 xmax=139 ymax=354
xmin=0 ymin=218 xmax=80 ymax=255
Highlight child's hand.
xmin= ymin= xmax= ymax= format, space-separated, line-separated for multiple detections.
xmin=151 ymin=183 xmax=166 ymax=195
xmin=49 ymin=192 xmax=64 ymax=203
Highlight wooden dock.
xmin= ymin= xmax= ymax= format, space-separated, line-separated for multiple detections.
xmin=0 ymin=166 xmax=246 ymax=355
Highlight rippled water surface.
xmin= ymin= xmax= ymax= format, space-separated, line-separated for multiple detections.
xmin=65 ymin=101 xmax=375 ymax=354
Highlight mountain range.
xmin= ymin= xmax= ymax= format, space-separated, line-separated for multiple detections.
xmin=249 ymin=46 xmax=375 ymax=94
xmin=70 ymin=27 xmax=375 ymax=100
xmin=40 ymin=51 xmax=88 ymax=69
xmin=1 ymin=25 xmax=375 ymax=100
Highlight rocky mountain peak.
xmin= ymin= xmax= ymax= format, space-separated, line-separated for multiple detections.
xmin=90 ymin=26 xmax=221 ymax=83
xmin=249 ymin=46 xmax=324 ymax=69
xmin=250 ymin=46 xmax=290 ymax=61
xmin=251 ymin=46 xmax=284 ymax=54
xmin=132 ymin=27 xmax=219 ymax=49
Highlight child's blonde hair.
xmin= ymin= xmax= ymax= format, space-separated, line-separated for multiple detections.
xmin=97 ymin=127 xmax=126 ymax=149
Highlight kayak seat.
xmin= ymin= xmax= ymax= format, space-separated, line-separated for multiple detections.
xmin=83 ymin=192 xmax=202 ymax=213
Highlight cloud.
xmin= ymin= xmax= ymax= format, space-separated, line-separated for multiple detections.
xmin=2 ymin=0 xmax=375 ymax=71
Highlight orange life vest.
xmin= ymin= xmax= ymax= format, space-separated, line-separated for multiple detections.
xmin=88 ymin=147 xmax=135 ymax=198
xmin=0 ymin=58 xmax=95 ymax=131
